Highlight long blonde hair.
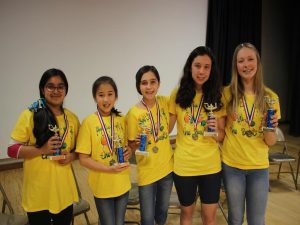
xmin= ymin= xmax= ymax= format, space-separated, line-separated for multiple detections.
xmin=227 ymin=43 xmax=269 ymax=115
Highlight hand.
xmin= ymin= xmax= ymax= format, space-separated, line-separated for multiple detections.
xmin=123 ymin=146 xmax=132 ymax=161
xmin=58 ymin=152 xmax=76 ymax=165
xmin=207 ymin=117 xmax=218 ymax=132
xmin=134 ymin=135 xmax=141 ymax=149
xmin=128 ymin=136 xmax=141 ymax=153
xmin=270 ymin=114 xmax=279 ymax=128
xmin=109 ymin=162 xmax=129 ymax=173
xmin=263 ymin=112 xmax=279 ymax=129
xmin=40 ymin=136 xmax=60 ymax=155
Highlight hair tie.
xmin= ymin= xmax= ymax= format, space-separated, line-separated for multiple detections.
xmin=28 ymin=98 xmax=46 ymax=112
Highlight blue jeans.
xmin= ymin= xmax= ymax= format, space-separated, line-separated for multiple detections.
xmin=94 ymin=191 xmax=129 ymax=225
xmin=139 ymin=173 xmax=173 ymax=225
xmin=222 ymin=163 xmax=269 ymax=225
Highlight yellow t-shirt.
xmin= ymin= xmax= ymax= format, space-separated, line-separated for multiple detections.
xmin=169 ymin=88 xmax=226 ymax=176
xmin=126 ymin=96 xmax=173 ymax=186
xmin=11 ymin=108 xmax=79 ymax=213
xmin=222 ymin=86 xmax=281 ymax=169
xmin=76 ymin=113 xmax=131 ymax=198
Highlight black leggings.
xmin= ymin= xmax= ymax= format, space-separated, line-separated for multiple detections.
xmin=27 ymin=204 xmax=73 ymax=225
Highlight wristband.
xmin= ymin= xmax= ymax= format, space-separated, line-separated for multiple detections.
xmin=7 ymin=144 xmax=22 ymax=159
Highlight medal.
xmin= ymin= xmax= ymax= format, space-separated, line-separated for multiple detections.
xmin=97 ymin=108 xmax=114 ymax=155
xmin=242 ymin=96 xmax=255 ymax=127
xmin=191 ymin=96 xmax=204 ymax=133
xmin=192 ymin=133 xmax=198 ymax=140
xmin=141 ymin=98 xmax=160 ymax=143
xmin=242 ymin=96 xmax=256 ymax=138
xmin=152 ymin=146 xmax=159 ymax=153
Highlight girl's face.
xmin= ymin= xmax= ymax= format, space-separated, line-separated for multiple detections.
xmin=95 ymin=83 xmax=117 ymax=116
xmin=139 ymin=71 xmax=160 ymax=102
xmin=236 ymin=47 xmax=257 ymax=82
xmin=191 ymin=55 xmax=212 ymax=90
xmin=42 ymin=76 xmax=66 ymax=108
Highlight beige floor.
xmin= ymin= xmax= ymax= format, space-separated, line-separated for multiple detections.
xmin=50 ymin=133 xmax=300 ymax=225
xmin=72 ymin=162 xmax=300 ymax=225
xmin=1 ymin=125 xmax=300 ymax=225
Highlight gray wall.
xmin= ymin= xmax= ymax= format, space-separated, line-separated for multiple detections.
xmin=0 ymin=0 xmax=208 ymax=158
xmin=1 ymin=1 xmax=290 ymax=159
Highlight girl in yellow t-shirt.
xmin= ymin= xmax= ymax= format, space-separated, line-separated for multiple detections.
xmin=222 ymin=43 xmax=280 ymax=225
xmin=76 ymin=76 xmax=131 ymax=225
xmin=169 ymin=46 xmax=226 ymax=225
xmin=126 ymin=65 xmax=173 ymax=225
xmin=8 ymin=68 xmax=79 ymax=225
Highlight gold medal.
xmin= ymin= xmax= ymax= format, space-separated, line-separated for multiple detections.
xmin=152 ymin=146 xmax=159 ymax=153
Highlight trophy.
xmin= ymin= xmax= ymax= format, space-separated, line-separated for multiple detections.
xmin=114 ymin=135 xmax=125 ymax=164
xmin=203 ymin=103 xmax=218 ymax=136
xmin=135 ymin=127 xmax=149 ymax=156
xmin=263 ymin=96 xmax=276 ymax=131
xmin=47 ymin=124 xmax=66 ymax=160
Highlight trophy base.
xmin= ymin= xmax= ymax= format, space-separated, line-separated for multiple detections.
xmin=262 ymin=126 xmax=275 ymax=132
xmin=48 ymin=155 xmax=66 ymax=160
xmin=135 ymin=150 xmax=149 ymax=156
xmin=113 ymin=162 xmax=126 ymax=166
xmin=203 ymin=131 xmax=218 ymax=137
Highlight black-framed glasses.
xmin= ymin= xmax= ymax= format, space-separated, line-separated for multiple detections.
xmin=45 ymin=84 xmax=66 ymax=93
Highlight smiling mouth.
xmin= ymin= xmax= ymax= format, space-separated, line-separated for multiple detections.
xmin=196 ymin=76 xmax=205 ymax=80
xmin=243 ymin=69 xmax=252 ymax=74
xmin=144 ymin=91 xmax=156 ymax=95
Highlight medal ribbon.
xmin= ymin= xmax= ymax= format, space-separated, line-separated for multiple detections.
xmin=242 ymin=96 xmax=255 ymax=126
xmin=59 ymin=113 xmax=69 ymax=147
xmin=141 ymin=98 xmax=160 ymax=143
xmin=191 ymin=96 xmax=204 ymax=130
xmin=97 ymin=109 xmax=114 ymax=154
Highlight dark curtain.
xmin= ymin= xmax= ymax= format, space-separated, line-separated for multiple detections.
xmin=288 ymin=4 xmax=300 ymax=136
xmin=206 ymin=0 xmax=262 ymax=85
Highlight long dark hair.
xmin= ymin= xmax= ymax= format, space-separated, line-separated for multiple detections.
xmin=33 ymin=68 xmax=68 ymax=147
xmin=176 ymin=46 xmax=223 ymax=111
xmin=92 ymin=76 xmax=121 ymax=116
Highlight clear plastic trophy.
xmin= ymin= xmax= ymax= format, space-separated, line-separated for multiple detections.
xmin=203 ymin=103 xmax=218 ymax=136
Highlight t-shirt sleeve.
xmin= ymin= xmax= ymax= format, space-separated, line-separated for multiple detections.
xmin=125 ymin=109 xmax=138 ymax=141
xmin=169 ymin=88 xmax=178 ymax=115
xmin=75 ymin=118 xmax=92 ymax=155
xmin=11 ymin=110 xmax=32 ymax=143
